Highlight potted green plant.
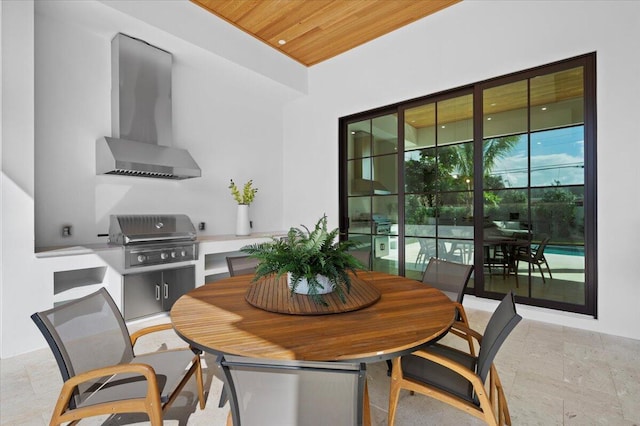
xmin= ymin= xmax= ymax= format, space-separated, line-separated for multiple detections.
xmin=229 ymin=179 xmax=258 ymax=236
xmin=241 ymin=215 xmax=364 ymax=305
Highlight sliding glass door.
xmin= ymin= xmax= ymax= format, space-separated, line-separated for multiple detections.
xmin=480 ymin=65 xmax=588 ymax=308
xmin=339 ymin=53 xmax=596 ymax=316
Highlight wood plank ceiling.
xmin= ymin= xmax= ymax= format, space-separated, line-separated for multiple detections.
xmin=191 ymin=0 xmax=461 ymax=67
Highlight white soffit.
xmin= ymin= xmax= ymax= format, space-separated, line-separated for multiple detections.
xmin=36 ymin=0 xmax=308 ymax=94
xmin=99 ymin=0 xmax=308 ymax=94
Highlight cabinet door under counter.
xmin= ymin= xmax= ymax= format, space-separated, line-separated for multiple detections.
xmin=122 ymin=265 xmax=195 ymax=321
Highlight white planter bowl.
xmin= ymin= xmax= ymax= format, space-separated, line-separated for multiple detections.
xmin=287 ymin=273 xmax=334 ymax=295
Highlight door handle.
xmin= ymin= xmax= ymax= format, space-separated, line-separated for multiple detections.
xmin=155 ymin=284 xmax=161 ymax=301
xmin=164 ymin=283 xmax=169 ymax=299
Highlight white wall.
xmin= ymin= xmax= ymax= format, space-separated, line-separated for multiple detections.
xmin=282 ymin=0 xmax=640 ymax=340
xmin=1 ymin=0 xmax=40 ymax=358
xmin=1 ymin=0 xmax=303 ymax=358
xmin=34 ymin=1 xmax=303 ymax=248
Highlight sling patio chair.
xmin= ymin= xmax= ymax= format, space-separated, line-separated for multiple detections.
xmin=387 ymin=257 xmax=475 ymax=377
xmin=388 ymin=291 xmax=521 ymax=426
xmin=226 ymin=255 xmax=260 ymax=277
xmin=422 ymin=257 xmax=475 ymax=354
xmin=514 ymin=235 xmax=553 ymax=283
xmin=219 ymin=355 xmax=367 ymax=426
xmin=31 ymin=287 xmax=206 ymax=426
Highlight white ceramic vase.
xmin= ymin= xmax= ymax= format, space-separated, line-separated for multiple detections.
xmin=287 ymin=273 xmax=334 ymax=295
xmin=236 ymin=204 xmax=250 ymax=236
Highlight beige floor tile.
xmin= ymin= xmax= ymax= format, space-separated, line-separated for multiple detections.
xmin=3 ymin=307 xmax=639 ymax=426
xmin=610 ymin=364 xmax=640 ymax=423
xmin=563 ymin=396 xmax=631 ymax=425
xmin=563 ymin=355 xmax=617 ymax=396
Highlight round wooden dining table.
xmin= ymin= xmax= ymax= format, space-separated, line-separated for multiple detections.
xmin=170 ymin=270 xmax=457 ymax=363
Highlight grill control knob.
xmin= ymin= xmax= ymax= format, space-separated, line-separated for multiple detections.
xmin=180 ymin=250 xmax=187 ymax=257
xmin=171 ymin=251 xmax=177 ymax=258
xmin=160 ymin=252 xmax=169 ymax=260
xmin=137 ymin=255 xmax=146 ymax=263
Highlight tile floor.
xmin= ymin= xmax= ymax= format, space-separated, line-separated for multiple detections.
xmin=2 ymin=307 xmax=639 ymax=425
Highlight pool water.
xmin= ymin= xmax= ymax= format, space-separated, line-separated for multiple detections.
xmin=545 ymin=245 xmax=584 ymax=256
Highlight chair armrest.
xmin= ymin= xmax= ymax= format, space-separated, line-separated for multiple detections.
xmin=411 ymin=348 xmax=488 ymax=394
xmin=449 ymin=321 xmax=483 ymax=344
xmin=130 ymin=323 xmax=174 ymax=346
xmin=65 ymin=363 xmax=158 ymax=389
xmin=52 ymin=363 xmax=161 ymax=423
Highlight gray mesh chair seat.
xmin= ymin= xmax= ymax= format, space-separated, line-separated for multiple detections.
xmin=400 ymin=343 xmax=477 ymax=403
xmin=388 ymin=292 xmax=521 ymax=426
xmin=31 ymin=287 xmax=206 ymax=426
xmin=75 ymin=349 xmax=197 ymax=408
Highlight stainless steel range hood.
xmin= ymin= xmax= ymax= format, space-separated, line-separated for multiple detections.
xmin=97 ymin=33 xmax=201 ymax=180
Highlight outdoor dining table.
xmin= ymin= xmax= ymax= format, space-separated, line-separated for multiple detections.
xmin=484 ymin=236 xmax=530 ymax=278
xmin=170 ymin=270 xmax=457 ymax=425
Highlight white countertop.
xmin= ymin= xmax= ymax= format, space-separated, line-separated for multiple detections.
xmin=35 ymin=231 xmax=287 ymax=258
xmin=35 ymin=243 xmax=121 ymax=258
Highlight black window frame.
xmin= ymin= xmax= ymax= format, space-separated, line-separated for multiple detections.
xmin=339 ymin=53 xmax=597 ymax=317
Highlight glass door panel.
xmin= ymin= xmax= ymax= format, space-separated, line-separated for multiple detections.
xmin=372 ymin=154 xmax=398 ymax=194
xmin=404 ymin=103 xmax=435 ymax=149
xmin=345 ymin=114 xmax=399 ymax=275
xmin=347 ymin=122 xmax=371 ymax=160
xmin=483 ymin=81 xmax=528 ymax=138
xmin=348 ymin=196 xmax=372 ymax=233
xmin=480 ymin=66 xmax=586 ymax=307
xmin=437 ymin=95 xmax=473 ymax=145
xmin=404 ymin=93 xmax=474 ymax=278
xmin=372 ymin=115 xmax=399 ymax=155
xmin=530 ymin=67 xmax=584 ymax=131
xmin=530 ymin=127 xmax=585 ymax=187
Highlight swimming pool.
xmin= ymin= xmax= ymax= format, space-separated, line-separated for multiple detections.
xmin=545 ymin=245 xmax=584 ymax=256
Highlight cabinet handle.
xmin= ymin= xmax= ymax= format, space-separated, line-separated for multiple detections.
xmin=164 ymin=283 xmax=169 ymax=299
xmin=155 ymin=284 xmax=161 ymax=301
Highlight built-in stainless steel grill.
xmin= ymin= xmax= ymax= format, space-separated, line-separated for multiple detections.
xmin=108 ymin=214 xmax=198 ymax=269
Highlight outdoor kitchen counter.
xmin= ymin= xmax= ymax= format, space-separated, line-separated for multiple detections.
xmin=35 ymin=243 xmax=120 ymax=258
xmin=34 ymin=231 xmax=288 ymax=257
xmin=196 ymin=231 xmax=287 ymax=242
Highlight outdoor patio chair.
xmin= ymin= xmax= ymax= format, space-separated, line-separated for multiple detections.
xmin=31 ymin=288 xmax=205 ymax=426
xmin=350 ymin=249 xmax=372 ymax=270
xmin=422 ymin=257 xmax=475 ymax=354
xmin=219 ymin=355 xmax=367 ymax=426
xmin=514 ymin=235 xmax=553 ymax=283
xmin=388 ymin=291 xmax=521 ymax=426
xmin=226 ymin=255 xmax=259 ymax=277
xmin=387 ymin=257 xmax=475 ymax=377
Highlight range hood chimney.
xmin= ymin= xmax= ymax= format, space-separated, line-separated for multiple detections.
xmin=97 ymin=33 xmax=201 ymax=179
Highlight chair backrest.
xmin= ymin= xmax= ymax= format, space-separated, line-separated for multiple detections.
xmin=350 ymin=250 xmax=371 ymax=270
xmin=476 ymin=291 xmax=521 ymax=382
xmin=226 ymin=255 xmax=260 ymax=277
xmin=532 ymin=236 xmax=551 ymax=261
xmin=31 ymin=288 xmax=134 ymax=407
xmin=422 ymin=257 xmax=474 ymax=304
xmin=219 ymin=355 xmax=367 ymax=426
